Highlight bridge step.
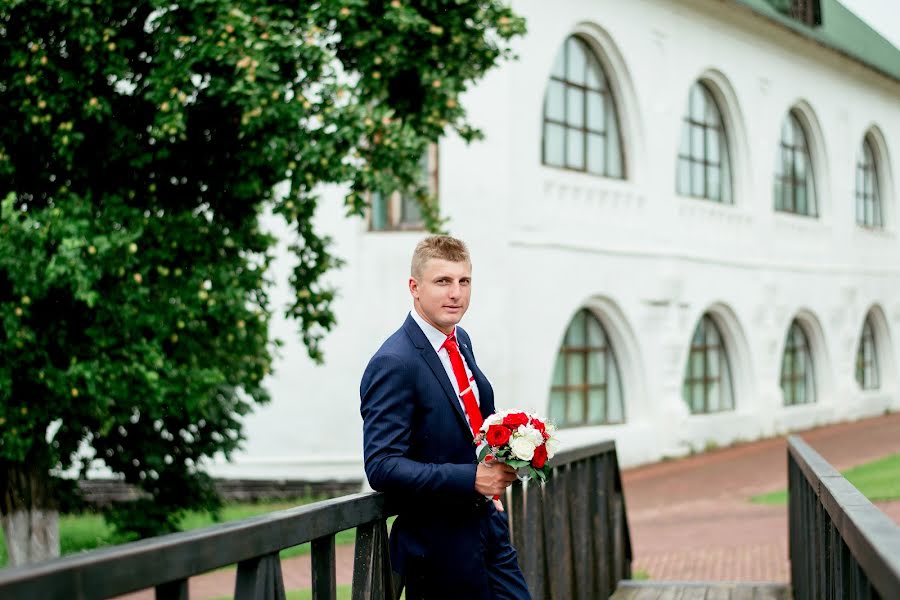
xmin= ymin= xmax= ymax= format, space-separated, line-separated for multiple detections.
xmin=611 ymin=580 xmax=791 ymax=599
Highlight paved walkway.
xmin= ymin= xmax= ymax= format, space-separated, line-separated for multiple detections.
xmin=621 ymin=411 xmax=900 ymax=582
xmin=117 ymin=412 xmax=900 ymax=598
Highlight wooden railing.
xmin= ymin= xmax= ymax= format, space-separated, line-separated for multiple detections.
xmin=788 ymin=435 xmax=900 ymax=600
xmin=510 ymin=440 xmax=632 ymax=599
xmin=0 ymin=441 xmax=631 ymax=599
xmin=0 ymin=492 xmax=397 ymax=600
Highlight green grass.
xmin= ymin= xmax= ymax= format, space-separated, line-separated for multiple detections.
xmin=632 ymin=569 xmax=651 ymax=580
xmin=288 ymin=588 xmax=353 ymax=600
xmin=0 ymin=498 xmax=358 ymax=568
xmin=267 ymin=586 xmax=354 ymax=600
xmin=751 ymin=453 xmax=900 ymax=505
xmin=214 ymin=585 xmax=393 ymax=600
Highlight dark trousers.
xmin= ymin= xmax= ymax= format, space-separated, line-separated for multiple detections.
xmin=399 ymin=505 xmax=531 ymax=600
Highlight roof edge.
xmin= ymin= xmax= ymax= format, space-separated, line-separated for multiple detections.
xmin=727 ymin=0 xmax=900 ymax=85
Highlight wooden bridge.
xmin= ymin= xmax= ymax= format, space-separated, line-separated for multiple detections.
xmin=612 ymin=581 xmax=788 ymax=599
xmin=0 ymin=437 xmax=898 ymax=599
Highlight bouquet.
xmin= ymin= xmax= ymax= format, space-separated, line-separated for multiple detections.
xmin=475 ymin=410 xmax=558 ymax=483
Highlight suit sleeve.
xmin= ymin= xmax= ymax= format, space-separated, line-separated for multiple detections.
xmin=360 ymin=352 xmax=476 ymax=496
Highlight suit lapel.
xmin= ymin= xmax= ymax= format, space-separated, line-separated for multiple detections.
xmin=402 ymin=315 xmax=472 ymax=436
xmin=420 ymin=348 xmax=472 ymax=434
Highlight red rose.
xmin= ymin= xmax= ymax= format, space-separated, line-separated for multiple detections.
xmin=532 ymin=418 xmax=546 ymax=433
xmin=486 ymin=424 xmax=512 ymax=447
xmin=531 ymin=444 xmax=548 ymax=469
xmin=502 ymin=412 xmax=529 ymax=427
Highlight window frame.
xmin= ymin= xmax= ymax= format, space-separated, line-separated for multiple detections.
xmin=368 ymin=144 xmax=438 ymax=232
xmin=855 ymin=136 xmax=883 ymax=229
xmin=682 ymin=314 xmax=735 ymax=414
xmin=781 ymin=320 xmax=816 ymax=406
xmin=676 ymin=82 xmax=733 ymax=204
xmin=549 ymin=308 xmax=625 ymax=428
xmin=541 ymin=35 xmax=625 ymax=179
xmin=774 ymin=111 xmax=818 ymax=218
xmin=855 ymin=315 xmax=880 ymax=390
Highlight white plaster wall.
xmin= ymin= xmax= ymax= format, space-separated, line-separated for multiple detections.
xmin=209 ymin=0 xmax=900 ymax=480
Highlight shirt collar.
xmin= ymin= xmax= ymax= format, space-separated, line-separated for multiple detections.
xmin=410 ymin=309 xmax=454 ymax=353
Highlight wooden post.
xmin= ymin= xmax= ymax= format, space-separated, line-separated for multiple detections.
xmin=235 ymin=553 xmax=286 ymax=600
xmin=312 ymin=534 xmax=336 ymax=600
xmin=155 ymin=579 xmax=188 ymax=600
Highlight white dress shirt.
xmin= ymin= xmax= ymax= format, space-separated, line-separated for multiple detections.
xmin=410 ymin=309 xmax=481 ymax=415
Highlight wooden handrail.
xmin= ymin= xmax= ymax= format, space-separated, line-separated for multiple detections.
xmin=509 ymin=441 xmax=632 ymax=598
xmin=788 ymin=435 xmax=900 ymax=599
xmin=0 ymin=441 xmax=632 ymax=599
xmin=0 ymin=493 xmax=395 ymax=599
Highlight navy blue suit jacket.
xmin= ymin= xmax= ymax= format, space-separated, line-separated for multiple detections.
xmin=360 ymin=314 xmax=495 ymax=579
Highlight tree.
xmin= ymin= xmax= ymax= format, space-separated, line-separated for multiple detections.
xmin=0 ymin=0 xmax=525 ymax=565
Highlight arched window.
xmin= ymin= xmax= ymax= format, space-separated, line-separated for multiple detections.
xmin=548 ymin=309 xmax=624 ymax=427
xmin=542 ymin=36 xmax=624 ymax=178
xmin=856 ymin=136 xmax=883 ymax=228
xmin=682 ymin=315 xmax=734 ymax=413
xmin=677 ymin=83 xmax=732 ymax=203
xmin=781 ymin=320 xmax=816 ymax=405
xmin=855 ymin=315 xmax=880 ymax=390
xmin=774 ymin=112 xmax=817 ymax=217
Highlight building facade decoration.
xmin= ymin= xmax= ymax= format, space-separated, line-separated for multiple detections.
xmin=208 ymin=0 xmax=900 ymax=481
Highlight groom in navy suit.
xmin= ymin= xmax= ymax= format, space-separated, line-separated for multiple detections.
xmin=360 ymin=235 xmax=531 ymax=600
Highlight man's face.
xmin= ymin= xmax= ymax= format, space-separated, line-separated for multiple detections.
xmin=409 ymin=258 xmax=472 ymax=335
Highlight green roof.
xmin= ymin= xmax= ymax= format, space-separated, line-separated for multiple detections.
xmin=730 ymin=0 xmax=900 ymax=82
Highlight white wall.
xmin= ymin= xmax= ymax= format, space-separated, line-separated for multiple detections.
xmin=209 ymin=0 xmax=900 ymax=480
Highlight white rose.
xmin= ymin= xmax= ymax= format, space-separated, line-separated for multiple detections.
xmin=482 ymin=413 xmax=504 ymax=428
xmin=509 ymin=436 xmax=536 ymax=461
xmin=517 ymin=424 xmax=544 ymax=447
xmin=545 ymin=437 xmax=559 ymax=459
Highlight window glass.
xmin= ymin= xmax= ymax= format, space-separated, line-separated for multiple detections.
xmin=855 ymin=315 xmax=880 ymax=389
xmin=774 ymin=112 xmax=817 ymax=217
xmin=550 ymin=309 xmax=625 ymax=426
xmin=682 ymin=314 xmax=736 ymax=414
xmin=781 ymin=320 xmax=816 ymax=405
xmin=676 ymin=83 xmax=732 ymax=203
xmin=542 ymin=36 xmax=625 ymax=178
xmin=856 ymin=137 xmax=883 ymax=228
xmin=369 ymin=146 xmax=435 ymax=230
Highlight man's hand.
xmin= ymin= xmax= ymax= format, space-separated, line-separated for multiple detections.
xmin=474 ymin=462 xmax=517 ymax=497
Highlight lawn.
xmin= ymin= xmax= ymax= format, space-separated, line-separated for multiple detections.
xmin=0 ymin=498 xmax=357 ymax=569
xmin=751 ymin=453 xmax=900 ymax=505
xmin=216 ymin=586 xmax=354 ymax=600
xmin=213 ymin=585 xmax=398 ymax=600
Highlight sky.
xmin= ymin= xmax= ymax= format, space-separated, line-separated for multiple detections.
xmin=838 ymin=0 xmax=900 ymax=49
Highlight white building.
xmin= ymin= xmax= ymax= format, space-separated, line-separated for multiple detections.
xmin=210 ymin=0 xmax=900 ymax=482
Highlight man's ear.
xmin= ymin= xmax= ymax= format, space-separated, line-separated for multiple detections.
xmin=409 ymin=277 xmax=419 ymax=298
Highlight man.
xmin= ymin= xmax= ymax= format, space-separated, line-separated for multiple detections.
xmin=360 ymin=235 xmax=531 ymax=600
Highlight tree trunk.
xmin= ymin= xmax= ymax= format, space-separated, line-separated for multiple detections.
xmin=0 ymin=461 xmax=60 ymax=566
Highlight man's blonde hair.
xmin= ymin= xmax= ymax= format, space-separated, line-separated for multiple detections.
xmin=411 ymin=235 xmax=471 ymax=278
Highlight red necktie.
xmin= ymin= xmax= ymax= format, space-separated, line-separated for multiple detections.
xmin=442 ymin=332 xmax=483 ymax=437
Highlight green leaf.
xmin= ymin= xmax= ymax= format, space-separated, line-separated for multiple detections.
xmin=0 ymin=0 xmax=526 ymax=543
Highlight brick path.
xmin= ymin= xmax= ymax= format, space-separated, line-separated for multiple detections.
xmin=117 ymin=412 xmax=900 ymax=597
xmin=621 ymin=411 xmax=900 ymax=582
xmin=114 ymin=546 xmax=359 ymax=600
